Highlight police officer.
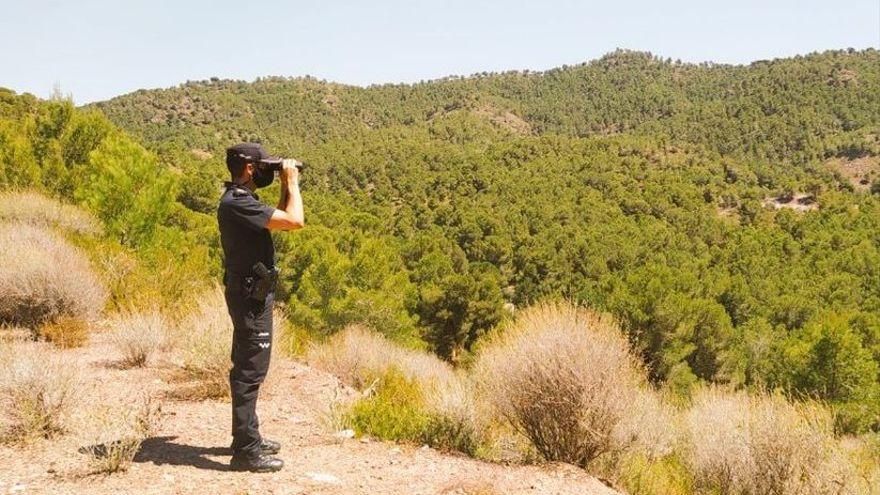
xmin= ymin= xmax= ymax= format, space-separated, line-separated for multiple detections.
xmin=218 ymin=142 xmax=304 ymax=472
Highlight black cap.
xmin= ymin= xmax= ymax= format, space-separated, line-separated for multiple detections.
xmin=225 ymin=142 xmax=282 ymax=170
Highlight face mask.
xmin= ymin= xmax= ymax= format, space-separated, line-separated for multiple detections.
xmin=252 ymin=164 xmax=275 ymax=188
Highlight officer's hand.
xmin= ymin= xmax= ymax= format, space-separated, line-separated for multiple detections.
xmin=281 ymin=158 xmax=301 ymax=182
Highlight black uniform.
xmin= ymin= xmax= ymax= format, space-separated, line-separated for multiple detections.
xmin=217 ymin=181 xmax=276 ymax=460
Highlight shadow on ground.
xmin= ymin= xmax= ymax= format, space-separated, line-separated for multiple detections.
xmin=133 ymin=436 xmax=231 ymax=472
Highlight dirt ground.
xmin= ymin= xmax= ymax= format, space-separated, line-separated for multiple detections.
xmin=0 ymin=333 xmax=619 ymax=495
xmin=825 ymin=155 xmax=880 ymax=191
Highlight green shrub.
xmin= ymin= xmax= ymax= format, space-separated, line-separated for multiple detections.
xmin=343 ymin=367 xmax=430 ymax=442
xmin=341 ymin=366 xmax=483 ymax=455
xmin=309 ymin=325 xmax=484 ymax=454
xmin=773 ymin=312 xmax=880 ymax=433
xmin=282 ymin=229 xmax=421 ymax=345
xmin=422 ymin=412 xmax=480 ymax=456
xmin=76 ymin=232 xmax=213 ymax=315
xmin=75 ymin=133 xmax=176 ymax=247
xmin=276 ymin=320 xmax=312 ymax=358
xmin=616 ymin=454 xmax=695 ymax=495
xmin=0 ymin=118 xmax=40 ymax=189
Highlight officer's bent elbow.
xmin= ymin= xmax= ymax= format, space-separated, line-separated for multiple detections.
xmin=275 ymin=218 xmax=303 ymax=231
xmin=267 ymin=211 xmax=304 ymax=231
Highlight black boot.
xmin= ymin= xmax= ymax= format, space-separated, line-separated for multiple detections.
xmin=228 ymin=439 xmax=281 ymax=455
xmin=260 ymin=438 xmax=281 ymax=455
xmin=230 ymin=454 xmax=284 ymax=473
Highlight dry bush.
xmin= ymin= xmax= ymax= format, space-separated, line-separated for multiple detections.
xmin=171 ymin=286 xmax=288 ymax=400
xmin=616 ymin=389 xmax=679 ymax=460
xmin=473 ymin=302 xmax=655 ymax=468
xmin=0 ymin=223 xmax=106 ymax=328
xmin=276 ymin=320 xmax=312 ymax=358
xmin=37 ymin=316 xmax=91 ymax=348
xmin=422 ymin=374 xmax=486 ymax=455
xmin=173 ymin=287 xmax=233 ymax=399
xmin=80 ymin=395 xmax=162 ymax=474
xmin=110 ymin=312 xmax=166 ymax=367
xmin=307 ymin=324 xmax=457 ymax=390
xmin=0 ymin=342 xmax=80 ymax=442
xmin=0 ymin=325 xmax=31 ymax=343
xmin=684 ymin=388 xmax=860 ymax=495
xmin=0 ymin=191 xmax=102 ymax=236
xmin=843 ymin=435 xmax=880 ymax=494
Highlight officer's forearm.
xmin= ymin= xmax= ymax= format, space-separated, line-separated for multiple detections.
xmin=277 ymin=183 xmax=289 ymax=211
xmin=284 ymin=179 xmax=304 ymax=225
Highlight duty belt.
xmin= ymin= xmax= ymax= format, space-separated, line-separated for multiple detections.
xmin=224 ymin=263 xmax=279 ymax=302
xmin=223 ymin=265 xmax=279 ymax=285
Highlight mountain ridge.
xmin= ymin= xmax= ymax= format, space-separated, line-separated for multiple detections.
xmin=91 ymin=48 xmax=880 ymax=164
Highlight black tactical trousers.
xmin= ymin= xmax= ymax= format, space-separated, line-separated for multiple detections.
xmin=224 ymin=286 xmax=274 ymax=459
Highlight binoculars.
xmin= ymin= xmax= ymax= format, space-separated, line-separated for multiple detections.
xmin=256 ymin=159 xmax=305 ymax=173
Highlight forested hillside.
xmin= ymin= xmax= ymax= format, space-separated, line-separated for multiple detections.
xmin=96 ymin=49 xmax=880 ymax=163
xmin=4 ymin=49 xmax=880 ymax=433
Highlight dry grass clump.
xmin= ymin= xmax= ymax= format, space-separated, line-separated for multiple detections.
xmin=0 ymin=342 xmax=80 ymax=443
xmin=80 ymin=395 xmax=162 ymax=474
xmin=173 ymin=287 xmax=233 ymax=399
xmin=684 ymin=388 xmax=858 ymax=495
xmin=616 ymin=388 xmax=678 ymax=460
xmin=0 ymin=325 xmax=31 ymax=343
xmin=473 ymin=302 xmax=659 ymax=468
xmin=0 ymin=223 xmax=106 ymax=328
xmin=109 ymin=312 xmax=166 ymax=367
xmin=37 ymin=316 xmax=91 ymax=348
xmin=169 ymin=286 xmax=289 ymax=400
xmin=307 ymin=324 xmax=457 ymax=390
xmin=842 ymin=435 xmax=880 ymax=494
xmin=0 ymin=191 xmax=102 ymax=236
xmin=422 ymin=374 xmax=486 ymax=455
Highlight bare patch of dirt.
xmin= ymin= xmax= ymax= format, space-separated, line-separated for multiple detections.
xmin=825 ymin=155 xmax=880 ymax=191
xmin=322 ymin=93 xmax=340 ymax=111
xmin=828 ymin=68 xmax=859 ymax=87
xmin=716 ymin=205 xmax=738 ymax=220
xmin=0 ymin=332 xmax=619 ymax=495
xmin=472 ymin=106 xmax=533 ymax=135
xmin=189 ymin=149 xmax=213 ymax=160
xmin=763 ymin=193 xmax=818 ymax=212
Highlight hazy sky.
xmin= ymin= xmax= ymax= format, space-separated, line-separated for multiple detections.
xmin=2 ymin=0 xmax=878 ymax=104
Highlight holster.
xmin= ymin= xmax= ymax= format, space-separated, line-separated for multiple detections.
xmin=224 ymin=263 xmax=278 ymax=303
xmin=248 ymin=262 xmax=277 ymax=302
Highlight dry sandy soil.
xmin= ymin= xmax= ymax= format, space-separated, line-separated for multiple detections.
xmin=825 ymin=155 xmax=880 ymax=191
xmin=762 ymin=193 xmax=818 ymax=212
xmin=0 ymin=332 xmax=619 ymax=495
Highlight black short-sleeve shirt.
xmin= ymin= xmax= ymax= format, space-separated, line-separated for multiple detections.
xmin=217 ymin=182 xmax=275 ymax=273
